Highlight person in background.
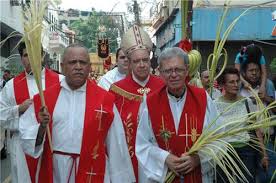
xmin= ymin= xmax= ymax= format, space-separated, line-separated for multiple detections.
xmin=235 ymin=44 xmax=267 ymax=99
xmin=0 ymin=42 xmax=62 ymax=183
xmin=200 ymin=70 xmax=222 ymax=100
xmin=98 ymin=48 xmax=129 ymax=90
xmin=2 ymin=69 xmax=12 ymax=87
xmin=215 ymin=67 xmax=268 ymax=183
xmin=240 ymin=61 xmax=276 ymax=183
xmin=241 ymin=61 xmax=274 ymax=105
xmin=0 ymin=69 xmax=12 ymax=159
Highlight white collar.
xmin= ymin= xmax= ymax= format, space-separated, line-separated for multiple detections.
xmin=132 ymin=72 xmax=150 ymax=87
xmin=60 ymin=78 xmax=87 ymax=92
xmin=25 ymin=68 xmax=46 ymax=79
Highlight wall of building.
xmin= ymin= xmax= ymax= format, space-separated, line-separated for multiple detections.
xmin=155 ymin=9 xmax=182 ymax=50
xmin=194 ymin=41 xmax=276 ymax=74
xmin=192 ymin=6 xmax=276 ymax=74
xmin=0 ymin=1 xmax=23 ymax=76
xmin=192 ymin=7 xmax=276 ymax=41
xmin=0 ymin=1 xmax=23 ymax=33
xmin=45 ymin=2 xmax=69 ymax=71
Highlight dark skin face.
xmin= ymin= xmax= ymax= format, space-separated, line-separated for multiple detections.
xmin=243 ymin=63 xmax=260 ymax=87
xmin=61 ymin=47 xmax=91 ymax=90
xmin=3 ymin=72 xmax=11 ymax=81
xmin=21 ymin=49 xmax=32 ymax=73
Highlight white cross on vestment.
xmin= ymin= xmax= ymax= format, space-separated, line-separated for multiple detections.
xmin=178 ymin=113 xmax=191 ymax=152
xmin=86 ymin=167 xmax=96 ymax=183
xmin=95 ymin=104 xmax=108 ymax=131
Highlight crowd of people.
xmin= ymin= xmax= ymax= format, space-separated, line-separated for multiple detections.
xmin=0 ymin=25 xmax=275 ymax=183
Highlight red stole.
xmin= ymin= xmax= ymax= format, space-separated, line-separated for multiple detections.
xmin=33 ymin=80 xmax=114 ymax=183
xmin=13 ymin=69 xmax=59 ymax=183
xmin=109 ymin=74 xmax=164 ymax=180
xmin=147 ymin=84 xmax=207 ymax=183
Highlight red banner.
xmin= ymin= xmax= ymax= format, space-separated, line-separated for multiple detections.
xmin=103 ymin=56 xmax=112 ymax=70
xmin=98 ymin=38 xmax=109 ymax=58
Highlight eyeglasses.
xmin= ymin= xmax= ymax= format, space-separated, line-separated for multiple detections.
xmin=160 ymin=68 xmax=186 ymax=75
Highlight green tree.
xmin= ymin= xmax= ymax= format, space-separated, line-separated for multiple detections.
xmin=270 ymin=58 xmax=276 ymax=74
xmin=53 ymin=0 xmax=62 ymax=6
xmin=5 ymin=57 xmax=24 ymax=75
xmin=70 ymin=10 xmax=122 ymax=53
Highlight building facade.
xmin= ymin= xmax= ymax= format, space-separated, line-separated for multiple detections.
xmin=151 ymin=0 xmax=276 ymax=70
xmin=0 ymin=0 xmax=24 ymax=76
xmin=0 ymin=0 xmax=70 ymax=75
xmin=192 ymin=6 xmax=276 ymax=69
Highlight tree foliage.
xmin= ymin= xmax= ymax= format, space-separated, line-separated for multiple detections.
xmin=5 ymin=57 xmax=24 ymax=75
xmin=270 ymin=58 xmax=276 ymax=74
xmin=70 ymin=9 xmax=122 ymax=53
xmin=53 ymin=0 xmax=62 ymax=6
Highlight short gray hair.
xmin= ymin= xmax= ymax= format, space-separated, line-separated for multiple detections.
xmin=61 ymin=43 xmax=89 ymax=63
xmin=158 ymin=47 xmax=189 ymax=66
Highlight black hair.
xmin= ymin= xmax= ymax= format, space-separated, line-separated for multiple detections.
xmin=217 ymin=67 xmax=240 ymax=85
xmin=238 ymin=44 xmax=263 ymax=64
xmin=18 ymin=42 xmax=26 ymax=57
xmin=116 ymin=48 xmax=122 ymax=60
xmin=4 ymin=69 xmax=11 ymax=74
xmin=18 ymin=41 xmax=44 ymax=57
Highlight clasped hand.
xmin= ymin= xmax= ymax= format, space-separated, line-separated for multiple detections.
xmin=165 ymin=153 xmax=200 ymax=176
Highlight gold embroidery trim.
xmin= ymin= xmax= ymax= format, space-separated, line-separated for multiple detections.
xmin=110 ymin=84 xmax=143 ymax=102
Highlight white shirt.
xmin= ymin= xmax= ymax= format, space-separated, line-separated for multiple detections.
xmin=19 ymin=78 xmax=135 ymax=183
xmin=0 ymin=69 xmax=63 ymax=130
xmin=210 ymin=88 xmax=222 ymax=100
xmin=98 ymin=67 xmax=126 ymax=90
xmin=0 ymin=69 xmax=63 ymax=183
xmin=136 ymin=90 xmax=220 ymax=183
xmin=215 ymin=97 xmax=254 ymax=144
xmin=240 ymin=86 xmax=275 ymax=135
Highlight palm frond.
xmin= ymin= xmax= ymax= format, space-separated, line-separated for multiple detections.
xmin=21 ymin=0 xmax=53 ymax=152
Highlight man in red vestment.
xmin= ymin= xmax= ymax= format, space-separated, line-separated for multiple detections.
xmin=136 ymin=47 xmax=220 ymax=183
xmin=109 ymin=24 xmax=164 ymax=182
xmin=0 ymin=42 xmax=61 ymax=183
xmin=19 ymin=44 xmax=135 ymax=183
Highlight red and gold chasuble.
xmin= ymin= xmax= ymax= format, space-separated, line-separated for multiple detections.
xmin=109 ymin=74 xmax=164 ymax=180
xmin=32 ymin=80 xmax=114 ymax=183
xmin=147 ymin=84 xmax=207 ymax=183
xmin=13 ymin=68 xmax=59 ymax=183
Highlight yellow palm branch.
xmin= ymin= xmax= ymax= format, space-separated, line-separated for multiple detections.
xmin=22 ymin=0 xmax=53 ymax=152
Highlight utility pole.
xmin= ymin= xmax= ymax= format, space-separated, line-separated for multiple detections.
xmin=133 ymin=0 xmax=141 ymax=25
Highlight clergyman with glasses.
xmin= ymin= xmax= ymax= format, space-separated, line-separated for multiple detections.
xmin=109 ymin=24 xmax=164 ymax=182
xmin=136 ymin=47 xmax=220 ymax=183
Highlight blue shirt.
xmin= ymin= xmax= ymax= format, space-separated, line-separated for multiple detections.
xmin=235 ymin=53 xmax=266 ymax=65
